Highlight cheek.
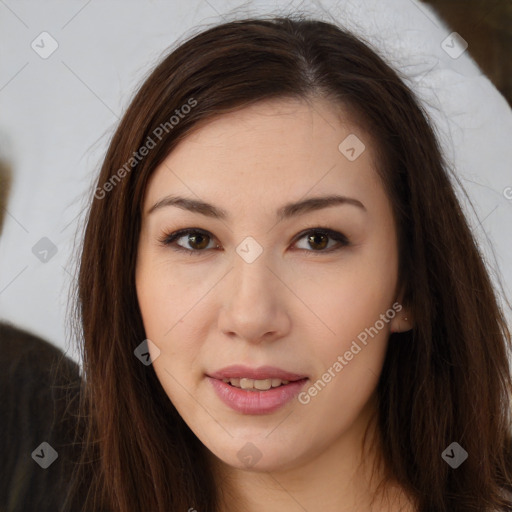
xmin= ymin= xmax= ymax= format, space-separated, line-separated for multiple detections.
xmin=137 ymin=256 xmax=195 ymax=335
xmin=136 ymin=271 xmax=169 ymax=340
xmin=299 ymin=250 xmax=397 ymax=342
xmin=293 ymin=245 xmax=398 ymax=403
xmin=136 ymin=259 xmax=210 ymax=373
xmin=293 ymin=264 xmax=396 ymax=435
xmin=136 ymin=266 xmax=205 ymax=419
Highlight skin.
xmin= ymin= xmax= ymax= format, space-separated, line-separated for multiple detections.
xmin=136 ymin=96 xmax=415 ymax=512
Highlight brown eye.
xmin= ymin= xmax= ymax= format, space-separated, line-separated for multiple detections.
xmin=306 ymin=232 xmax=329 ymax=250
xmin=294 ymin=229 xmax=349 ymax=253
xmin=159 ymin=228 xmax=217 ymax=253
xmin=184 ymin=232 xmax=210 ymax=250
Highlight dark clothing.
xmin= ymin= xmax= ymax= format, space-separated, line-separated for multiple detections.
xmin=0 ymin=322 xmax=82 ymax=512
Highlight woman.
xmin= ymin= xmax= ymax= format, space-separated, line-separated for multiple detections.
xmin=64 ymin=15 xmax=512 ymax=512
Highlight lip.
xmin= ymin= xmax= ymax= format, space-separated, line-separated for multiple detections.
xmin=206 ymin=365 xmax=308 ymax=415
xmin=208 ymin=365 xmax=307 ymax=381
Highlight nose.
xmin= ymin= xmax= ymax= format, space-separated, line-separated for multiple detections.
xmin=217 ymin=250 xmax=291 ymax=345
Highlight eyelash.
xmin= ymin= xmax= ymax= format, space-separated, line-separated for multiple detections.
xmin=157 ymin=227 xmax=350 ymax=256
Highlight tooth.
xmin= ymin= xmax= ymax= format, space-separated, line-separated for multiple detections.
xmin=254 ymin=378 xmax=272 ymax=390
xmin=230 ymin=377 xmax=292 ymax=390
xmin=222 ymin=378 xmax=230 ymax=383
xmin=240 ymin=378 xmax=254 ymax=389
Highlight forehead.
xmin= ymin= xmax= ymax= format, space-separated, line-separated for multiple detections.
xmin=143 ymin=97 xmax=382 ymax=211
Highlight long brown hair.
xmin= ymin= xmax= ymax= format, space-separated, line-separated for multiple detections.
xmin=64 ymin=14 xmax=512 ymax=512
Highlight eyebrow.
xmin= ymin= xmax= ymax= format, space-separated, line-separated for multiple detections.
xmin=147 ymin=194 xmax=366 ymax=221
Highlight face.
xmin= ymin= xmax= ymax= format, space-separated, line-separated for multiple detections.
xmin=136 ymin=97 xmax=409 ymax=473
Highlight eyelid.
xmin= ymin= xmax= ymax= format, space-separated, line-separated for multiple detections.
xmin=158 ymin=227 xmax=219 ymax=253
xmin=158 ymin=227 xmax=350 ymax=255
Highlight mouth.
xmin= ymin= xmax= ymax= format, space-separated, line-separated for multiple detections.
xmin=206 ymin=365 xmax=309 ymax=414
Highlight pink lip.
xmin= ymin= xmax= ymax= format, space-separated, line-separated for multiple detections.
xmin=206 ymin=365 xmax=308 ymax=415
xmin=208 ymin=365 xmax=307 ymax=381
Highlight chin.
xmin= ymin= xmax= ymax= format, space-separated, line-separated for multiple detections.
xmin=206 ymin=436 xmax=306 ymax=474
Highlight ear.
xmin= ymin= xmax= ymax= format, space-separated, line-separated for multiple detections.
xmin=389 ymin=307 xmax=414 ymax=333
xmin=389 ymin=286 xmax=414 ymax=333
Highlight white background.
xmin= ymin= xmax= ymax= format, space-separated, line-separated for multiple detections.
xmin=1 ymin=0 xmax=511 ymax=366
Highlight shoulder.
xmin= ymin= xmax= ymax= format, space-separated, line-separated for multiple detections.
xmin=0 ymin=321 xmax=82 ymax=512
